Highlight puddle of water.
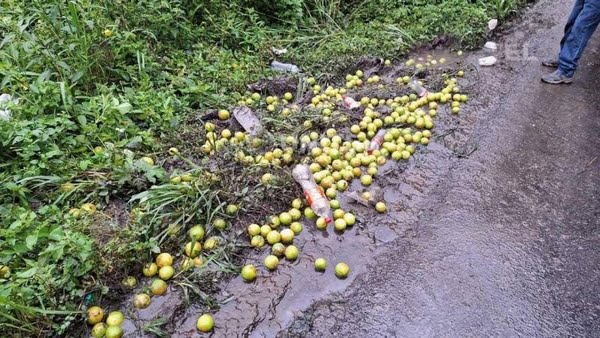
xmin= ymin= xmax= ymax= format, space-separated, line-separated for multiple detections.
xmin=119 ymin=284 xmax=183 ymax=337
xmin=118 ymin=136 xmax=459 ymax=337
xmin=167 ymin=139 xmax=458 ymax=337
xmin=173 ymin=215 xmax=377 ymax=337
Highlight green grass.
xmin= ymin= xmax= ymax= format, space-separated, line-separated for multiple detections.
xmin=0 ymin=0 xmax=528 ymax=335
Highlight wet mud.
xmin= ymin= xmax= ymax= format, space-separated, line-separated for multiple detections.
xmin=120 ymin=0 xmax=599 ymax=336
xmin=282 ymin=0 xmax=600 ymax=336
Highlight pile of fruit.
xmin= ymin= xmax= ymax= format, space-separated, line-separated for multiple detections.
xmin=85 ymin=55 xmax=468 ymax=336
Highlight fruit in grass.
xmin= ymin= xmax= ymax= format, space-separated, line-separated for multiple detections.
xmin=226 ymin=204 xmax=239 ymax=215
xmin=159 ymin=266 xmax=175 ymax=280
xmin=91 ymin=323 xmax=107 ymax=338
xmin=86 ymin=306 xmax=104 ymax=325
xmin=143 ymin=263 xmax=158 ymax=277
xmin=213 ymin=218 xmax=227 ymax=230
xmin=218 ymin=109 xmax=230 ymax=120
xmin=156 ymin=253 xmax=173 ymax=267
xmin=106 ymin=311 xmax=124 ymax=326
xmin=185 ymin=241 xmax=202 ymax=258
xmin=105 ymin=325 xmax=123 ymax=338
xmin=189 ymin=225 xmax=205 ymax=241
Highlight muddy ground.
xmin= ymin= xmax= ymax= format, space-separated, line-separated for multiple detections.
xmin=281 ymin=0 xmax=600 ymax=336
xmin=123 ymin=0 xmax=600 ymax=336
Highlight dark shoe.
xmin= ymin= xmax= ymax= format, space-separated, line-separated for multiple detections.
xmin=541 ymin=70 xmax=573 ymax=84
xmin=541 ymin=59 xmax=559 ymax=68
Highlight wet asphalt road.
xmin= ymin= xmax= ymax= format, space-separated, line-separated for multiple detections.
xmin=282 ymin=0 xmax=600 ymax=336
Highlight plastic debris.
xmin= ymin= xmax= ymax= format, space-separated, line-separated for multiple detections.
xmin=271 ymin=61 xmax=299 ymax=73
xmin=488 ymin=19 xmax=498 ymax=31
xmin=292 ymin=164 xmax=333 ymax=223
xmin=233 ymin=106 xmax=264 ymax=136
xmin=346 ymin=186 xmax=383 ymax=207
xmin=271 ymin=47 xmax=288 ymax=56
xmin=342 ymin=95 xmax=360 ymax=109
xmin=0 ymin=94 xmax=15 ymax=121
xmin=478 ymin=56 xmax=497 ymax=66
xmin=409 ymin=79 xmax=428 ymax=97
xmin=367 ymin=129 xmax=387 ymax=154
xmin=484 ymin=41 xmax=498 ymax=51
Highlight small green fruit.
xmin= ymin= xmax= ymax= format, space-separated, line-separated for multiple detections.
xmin=196 ymin=313 xmax=214 ymax=332
xmin=314 ymin=258 xmax=327 ymax=272
xmin=241 ymin=264 xmax=257 ymax=282
xmin=264 ymin=255 xmax=279 ymax=270
xmin=284 ymin=245 xmax=299 ymax=261
xmin=335 ymin=262 xmax=350 ymax=279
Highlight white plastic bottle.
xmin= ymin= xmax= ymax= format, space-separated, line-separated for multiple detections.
xmin=292 ymin=164 xmax=333 ymax=223
xmin=342 ymin=95 xmax=360 ymax=109
xmin=233 ymin=106 xmax=264 ymax=136
xmin=409 ymin=79 xmax=428 ymax=97
xmin=271 ymin=61 xmax=300 ymax=73
xmin=367 ymin=129 xmax=387 ymax=154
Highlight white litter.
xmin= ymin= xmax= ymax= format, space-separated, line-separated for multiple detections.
xmin=271 ymin=47 xmax=288 ymax=56
xmin=271 ymin=61 xmax=299 ymax=73
xmin=342 ymin=95 xmax=360 ymax=109
xmin=0 ymin=94 xmax=15 ymax=121
xmin=233 ymin=106 xmax=264 ymax=136
xmin=488 ymin=19 xmax=498 ymax=31
xmin=478 ymin=56 xmax=497 ymax=66
xmin=484 ymin=41 xmax=498 ymax=51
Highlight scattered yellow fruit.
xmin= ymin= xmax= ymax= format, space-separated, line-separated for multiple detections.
xmin=133 ymin=293 xmax=151 ymax=309
xmin=284 ymin=245 xmax=299 ymax=260
xmin=143 ymin=263 xmax=158 ymax=277
xmin=151 ymin=279 xmax=168 ymax=296
xmin=86 ymin=306 xmax=104 ymax=325
xmin=156 ymin=253 xmax=173 ymax=267
xmin=264 ymin=255 xmax=279 ymax=270
xmin=375 ymin=202 xmax=387 ymax=213
xmin=105 ymin=311 xmax=124 ymax=326
xmin=241 ymin=264 xmax=257 ymax=282
xmin=335 ymin=262 xmax=350 ymax=279
xmin=91 ymin=323 xmax=107 ymax=338
xmin=159 ymin=266 xmax=175 ymax=280
xmin=314 ymin=258 xmax=327 ymax=272
xmin=196 ymin=314 xmax=214 ymax=332
xmin=105 ymin=325 xmax=123 ymax=338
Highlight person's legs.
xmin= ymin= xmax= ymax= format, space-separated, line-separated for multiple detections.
xmin=557 ymin=0 xmax=600 ymax=77
xmin=543 ymin=0 xmax=585 ymax=67
xmin=560 ymin=0 xmax=586 ymax=49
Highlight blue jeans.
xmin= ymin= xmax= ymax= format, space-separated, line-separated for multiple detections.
xmin=558 ymin=0 xmax=600 ymax=77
